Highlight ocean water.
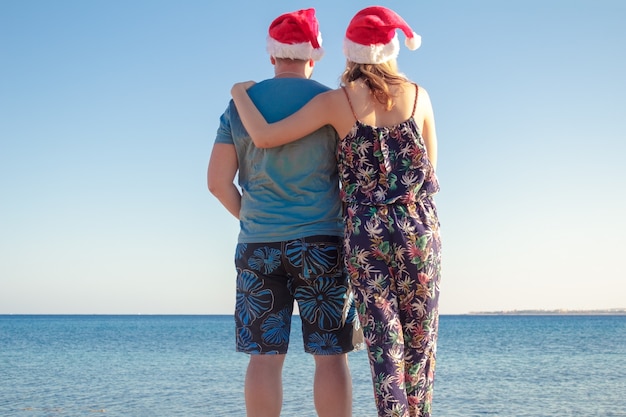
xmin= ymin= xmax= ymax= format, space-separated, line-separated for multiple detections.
xmin=1 ymin=315 xmax=625 ymax=417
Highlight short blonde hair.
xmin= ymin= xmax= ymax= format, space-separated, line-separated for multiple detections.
xmin=340 ymin=60 xmax=407 ymax=110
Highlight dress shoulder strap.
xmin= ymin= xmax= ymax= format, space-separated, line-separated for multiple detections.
xmin=411 ymin=83 xmax=419 ymax=118
xmin=341 ymin=87 xmax=358 ymax=121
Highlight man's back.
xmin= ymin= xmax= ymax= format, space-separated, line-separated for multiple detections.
xmin=216 ymin=77 xmax=341 ymax=243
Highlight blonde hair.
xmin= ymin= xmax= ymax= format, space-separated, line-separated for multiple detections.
xmin=341 ymin=60 xmax=408 ymax=110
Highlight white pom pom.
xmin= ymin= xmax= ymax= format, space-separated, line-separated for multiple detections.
xmin=405 ymin=33 xmax=422 ymax=50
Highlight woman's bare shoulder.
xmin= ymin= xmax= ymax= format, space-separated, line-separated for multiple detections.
xmin=315 ymin=87 xmax=357 ymax=137
xmin=415 ymin=84 xmax=432 ymax=101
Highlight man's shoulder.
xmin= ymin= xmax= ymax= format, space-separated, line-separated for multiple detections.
xmin=252 ymin=78 xmax=331 ymax=93
xmin=247 ymin=78 xmax=333 ymax=123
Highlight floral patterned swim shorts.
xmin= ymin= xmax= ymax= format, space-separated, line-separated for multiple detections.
xmin=234 ymin=235 xmax=361 ymax=355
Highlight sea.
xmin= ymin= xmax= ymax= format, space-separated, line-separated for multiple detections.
xmin=1 ymin=314 xmax=625 ymax=417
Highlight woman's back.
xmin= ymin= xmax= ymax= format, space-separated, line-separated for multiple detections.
xmin=341 ymin=80 xmax=419 ymax=129
xmin=328 ymin=78 xmax=437 ymax=171
xmin=337 ymin=81 xmax=439 ymax=206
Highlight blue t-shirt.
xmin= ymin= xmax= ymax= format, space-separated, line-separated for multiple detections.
xmin=215 ymin=78 xmax=342 ymax=243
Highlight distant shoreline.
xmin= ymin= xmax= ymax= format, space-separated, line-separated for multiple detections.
xmin=468 ymin=308 xmax=626 ymax=315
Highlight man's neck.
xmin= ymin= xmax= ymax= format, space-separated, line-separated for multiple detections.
xmin=274 ymin=70 xmax=307 ymax=79
xmin=274 ymin=64 xmax=308 ymax=79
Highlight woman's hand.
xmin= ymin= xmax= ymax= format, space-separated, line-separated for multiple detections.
xmin=231 ymin=81 xmax=256 ymax=96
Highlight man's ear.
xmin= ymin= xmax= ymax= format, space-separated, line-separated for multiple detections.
xmin=309 ymin=59 xmax=314 ymax=68
xmin=270 ymin=56 xmax=276 ymax=65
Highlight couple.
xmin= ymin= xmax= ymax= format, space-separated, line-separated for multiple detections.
xmin=208 ymin=6 xmax=441 ymax=417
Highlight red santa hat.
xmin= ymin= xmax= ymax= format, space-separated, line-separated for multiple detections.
xmin=343 ymin=6 xmax=421 ymax=64
xmin=266 ymin=8 xmax=324 ymax=61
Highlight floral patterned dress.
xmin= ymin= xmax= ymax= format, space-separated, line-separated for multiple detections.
xmin=338 ymin=85 xmax=442 ymax=417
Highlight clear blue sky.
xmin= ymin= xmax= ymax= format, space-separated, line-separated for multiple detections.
xmin=1 ymin=0 xmax=624 ymax=314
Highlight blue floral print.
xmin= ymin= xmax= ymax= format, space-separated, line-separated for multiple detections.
xmin=234 ymin=237 xmax=361 ymax=355
xmin=261 ymin=307 xmax=292 ymax=346
xmin=284 ymin=240 xmax=339 ymax=278
xmin=236 ymin=326 xmax=263 ymax=354
xmin=296 ymin=277 xmax=347 ymax=331
xmin=235 ymin=268 xmax=274 ymax=326
xmin=235 ymin=243 xmax=248 ymax=260
xmin=248 ymin=246 xmax=281 ymax=274
xmin=306 ymin=332 xmax=343 ymax=355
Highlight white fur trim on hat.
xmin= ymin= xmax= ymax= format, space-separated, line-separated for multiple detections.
xmin=266 ymin=35 xmax=324 ymax=61
xmin=343 ymin=34 xmax=400 ymax=64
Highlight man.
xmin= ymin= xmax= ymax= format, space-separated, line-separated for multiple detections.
xmin=207 ymin=8 xmax=361 ymax=417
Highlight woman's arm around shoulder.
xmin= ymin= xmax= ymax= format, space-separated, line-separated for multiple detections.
xmin=231 ymin=81 xmax=341 ymax=148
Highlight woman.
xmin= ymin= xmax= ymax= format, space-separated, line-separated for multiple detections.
xmin=231 ymin=6 xmax=442 ymax=417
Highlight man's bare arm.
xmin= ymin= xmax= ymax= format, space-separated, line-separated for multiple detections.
xmin=207 ymin=143 xmax=241 ymax=219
